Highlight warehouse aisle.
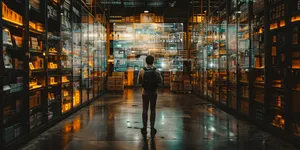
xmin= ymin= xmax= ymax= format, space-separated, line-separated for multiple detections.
xmin=20 ymin=89 xmax=296 ymax=150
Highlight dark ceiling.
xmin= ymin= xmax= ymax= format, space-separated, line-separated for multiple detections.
xmin=96 ymin=0 xmax=223 ymax=23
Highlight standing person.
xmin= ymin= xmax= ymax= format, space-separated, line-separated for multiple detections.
xmin=137 ymin=55 xmax=162 ymax=135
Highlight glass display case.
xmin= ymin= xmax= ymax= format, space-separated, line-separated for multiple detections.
xmin=237 ymin=1 xmax=250 ymax=115
xmin=219 ymin=7 xmax=228 ymax=105
xmin=191 ymin=0 xmax=300 ymax=144
xmin=88 ymin=16 xmax=95 ymax=100
xmin=28 ymin=0 xmax=47 ymax=131
xmin=291 ymin=0 xmax=300 ymax=138
xmin=267 ymin=0 xmax=287 ymax=131
xmin=0 ymin=1 xmax=107 ymax=149
xmin=251 ymin=0 xmax=265 ymax=122
xmin=99 ymin=25 xmax=106 ymax=93
xmin=206 ymin=22 xmax=214 ymax=100
xmin=47 ymin=0 xmax=61 ymax=121
xmin=228 ymin=15 xmax=237 ymax=110
xmin=60 ymin=0 xmax=72 ymax=114
xmin=81 ymin=8 xmax=89 ymax=104
xmin=72 ymin=1 xmax=82 ymax=108
xmin=1 ymin=0 xmax=26 ymax=145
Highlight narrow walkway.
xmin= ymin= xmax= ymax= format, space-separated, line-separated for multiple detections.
xmin=20 ymin=89 xmax=296 ymax=150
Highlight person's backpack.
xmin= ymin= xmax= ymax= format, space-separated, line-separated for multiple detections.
xmin=142 ymin=67 xmax=159 ymax=92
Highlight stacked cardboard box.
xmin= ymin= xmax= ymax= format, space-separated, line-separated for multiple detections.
xmin=170 ymin=72 xmax=183 ymax=92
xmin=107 ymin=72 xmax=125 ymax=91
xmin=163 ymin=71 xmax=170 ymax=87
xmin=184 ymin=80 xmax=192 ymax=91
xmin=170 ymin=82 xmax=181 ymax=91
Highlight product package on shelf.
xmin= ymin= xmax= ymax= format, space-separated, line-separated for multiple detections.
xmin=29 ymin=78 xmax=43 ymax=90
xmin=3 ymin=28 xmax=13 ymax=46
xmin=29 ymin=56 xmax=44 ymax=70
xmin=12 ymin=35 xmax=23 ymax=48
xmin=29 ymin=0 xmax=40 ymax=10
xmin=47 ymin=5 xmax=57 ymax=19
xmin=29 ymin=91 xmax=41 ymax=109
xmin=2 ymin=2 xmax=23 ymax=25
xmin=3 ymin=126 xmax=14 ymax=143
xmin=3 ymin=53 xmax=13 ymax=69
xmin=29 ymin=37 xmax=42 ymax=50
xmin=63 ymin=0 xmax=71 ymax=10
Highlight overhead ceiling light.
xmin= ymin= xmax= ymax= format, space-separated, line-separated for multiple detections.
xmin=144 ymin=10 xmax=149 ymax=13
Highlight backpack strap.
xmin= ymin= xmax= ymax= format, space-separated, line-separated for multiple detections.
xmin=143 ymin=67 xmax=156 ymax=71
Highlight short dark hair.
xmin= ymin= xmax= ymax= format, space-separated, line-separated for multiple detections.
xmin=146 ymin=55 xmax=154 ymax=65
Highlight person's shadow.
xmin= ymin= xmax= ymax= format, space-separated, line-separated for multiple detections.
xmin=142 ymin=134 xmax=156 ymax=150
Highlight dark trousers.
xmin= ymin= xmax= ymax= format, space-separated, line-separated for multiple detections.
xmin=142 ymin=92 xmax=157 ymax=128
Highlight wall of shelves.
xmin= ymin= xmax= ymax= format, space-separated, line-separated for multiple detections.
xmin=0 ymin=0 xmax=107 ymax=149
xmin=192 ymin=0 xmax=300 ymax=146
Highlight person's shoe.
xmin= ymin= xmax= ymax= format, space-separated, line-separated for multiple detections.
xmin=141 ymin=128 xmax=147 ymax=135
xmin=150 ymin=127 xmax=157 ymax=136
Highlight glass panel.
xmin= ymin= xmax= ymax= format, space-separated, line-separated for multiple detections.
xmin=219 ymin=8 xmax=228 ymax=105
xmin=228 ymin=13 xmax=237 ymax=110
xmin=100 ymin=25 xmax=107 ymax=93
xmin=238 ymin=1 xmax=250 ymax=115
xmin=93 ymin=23 xmax=101 ymax=97
xmin=72 ymin=2 xmax=82 ymax=108
xmin=61 ymin=0 xmax=73 ymax=113
xmin=88 ymin=16 xmax=95 ymax=100
xmin=207 ymin=22 xmax=214 ymax=100
xmin=81 ymin=8 xmax=89 ymax=103
xmin=252 ymin=0 xmax=265 ymax=107
xmin=251 ymin=0 xmax=265 ymax=122
xmin=28 ymin=0 xmax=47 ymax=129
xmin=47 ymin=0 xmax=60 ymax=120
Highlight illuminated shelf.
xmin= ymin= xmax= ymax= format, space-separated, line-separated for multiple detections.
xmin=29 ymin=86 xmax=44 ymax=92
xmin=30 ymin=69 xmax=45 ymax=73
xmin=2 ymin=17 xmax=23 ymax=26
xmin=30 ymin=28 xmax=45 ymax=35
xmin=29 ymin=49 xmax=43 ymax=53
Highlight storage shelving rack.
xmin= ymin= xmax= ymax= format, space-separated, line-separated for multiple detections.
xmin=60 ymin=0 xmax=73 ymax=114
xmin=250 ymin=0 xmax=265 ymax=123
xmin=81 ymin=8 xmax=90 ymax=104
xmin=227 ymin=3 xmax=238 ymax=110
xmin=211 ymin=15 xmax=220 ymax=103
xmin=237 ymin=1 xmax=251 ymax=116
xmin=47 ymin=0 xmax=62 ymax=122
xmin=192 ymin=0 xmax=300 ymax=146
xmin=72 ymin=1 xmax=82 ymax=109
xmin=266 ymin=0 xmax=288 ymax=132
xmin=218 ymin=5 xmax=228 ymax=106
xmin=0 ymin=0 xmax=107 ymax=149
xmin=290 ymin=0 xmax=300 ymax=139
xmin=206 ymin=18 xmax=214 ymax=100
xmin=197 ymin=23 xmax=206 ymax=97
xmin=1 ymin=0 xmax=27 ymax=146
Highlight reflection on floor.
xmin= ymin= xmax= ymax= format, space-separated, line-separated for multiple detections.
xmin=20 ymin=89 xmax=297 ymax=150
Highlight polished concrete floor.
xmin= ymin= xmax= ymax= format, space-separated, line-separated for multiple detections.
xmin=20 ymin=89 xmax=297 ymax=150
